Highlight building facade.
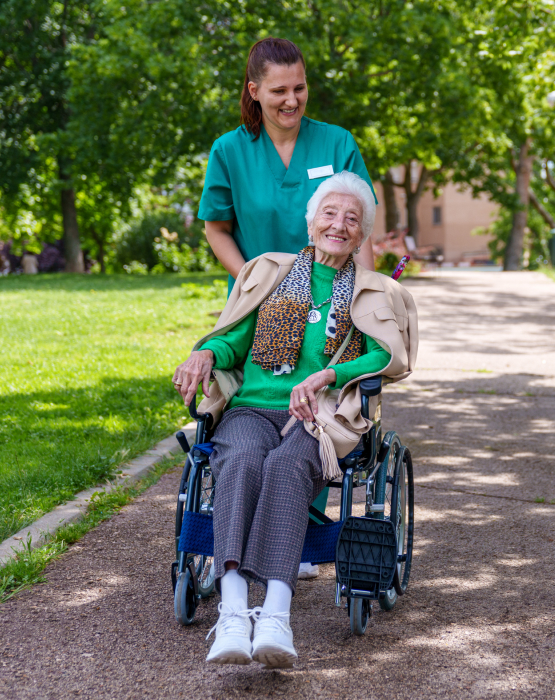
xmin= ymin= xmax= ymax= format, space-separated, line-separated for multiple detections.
xmin=372 ymin=168 xmax=498 ymax=264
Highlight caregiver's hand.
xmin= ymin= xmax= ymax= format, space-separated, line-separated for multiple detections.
xmin=289 ymin=368 xmax=337 ymax=422
xmin=172 ymin=350 xmax=214 ymax=405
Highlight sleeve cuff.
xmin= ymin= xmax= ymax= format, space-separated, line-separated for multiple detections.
xmin=197 ymin=204 xmax=235 ymax=222
xmin=199 ymin=340 xmax=226 ymax=369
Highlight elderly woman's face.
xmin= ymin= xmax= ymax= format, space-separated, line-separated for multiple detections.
xmin=309 ymin=193 xmax=363 ymax=261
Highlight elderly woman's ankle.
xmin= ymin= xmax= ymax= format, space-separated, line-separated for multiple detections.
xmin=262 ymin=579 xmax=292 ymax=616
xmin=221 ymin=568 xmax=248 ymax=610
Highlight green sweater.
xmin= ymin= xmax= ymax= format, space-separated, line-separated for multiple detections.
xmin=200 ymin=261 xmax=391 ymax=411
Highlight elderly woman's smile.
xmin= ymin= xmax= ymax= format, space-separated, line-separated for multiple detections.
xmin=309 ymin=193 xmax=364 ymax=269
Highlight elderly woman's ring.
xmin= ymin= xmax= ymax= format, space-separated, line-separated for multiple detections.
xmin=174 ymin=382 xmax=183 ymax=387
xmin=300 ymin=396 xmax=309 ymax=404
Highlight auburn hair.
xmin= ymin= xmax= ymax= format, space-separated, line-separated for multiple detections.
xmin=240 ymin=37 xmax=306 ymax=139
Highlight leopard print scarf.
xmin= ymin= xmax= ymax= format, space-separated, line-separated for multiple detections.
xmin=250 ymin=246 xmax=362 ymax=375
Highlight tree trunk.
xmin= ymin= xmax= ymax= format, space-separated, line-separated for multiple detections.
xmin=98 ymin=241 xmax=106 ymax=274
xmin=59 ymin=167 xmax=84 ymax=273
xmin=383 ymin=170 xmax=399 ymax=232
xmin=504 ymin=139 xmax=533 ymax=271
xmin=403 ymin=162 xmax=428 ymax=244
xmin=91 ymin=230 xmax=106 ymax=273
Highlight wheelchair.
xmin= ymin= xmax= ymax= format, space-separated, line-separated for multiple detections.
xmin=171 ymin=376 xmax=414 ymax=636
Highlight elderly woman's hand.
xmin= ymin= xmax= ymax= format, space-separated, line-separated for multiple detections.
xmin=172 ymin=349 xmax=214 ymax=406
xmin=289 ymin=368 xmax=337 ymax=422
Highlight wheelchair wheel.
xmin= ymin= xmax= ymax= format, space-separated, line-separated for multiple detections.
xmin=349 ymin=597 xmax=371 ymax=636
xmin=193 ymin=468 xmax=216 ymax=597
xmin=194 ymin=555 xmax=215 ymax=598
xmin=174 ymin=568 xmax=197 ymax=626
xmin=376 ymin=438 xmax=414 ymax=608
xmin=391 ymin=447 xmax=414 ymax=596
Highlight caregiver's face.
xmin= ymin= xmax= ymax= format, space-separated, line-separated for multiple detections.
xmin=310 ymin=193 xmax=364 ymax=261
xmin=248 ymin=61 xmax=308 ymax=132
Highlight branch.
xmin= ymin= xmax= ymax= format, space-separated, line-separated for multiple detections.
xmin=415 ymin=165 xmax=429 ymax=199
xmin=367 ymin=69 xmax=395 ymax=79
xmin=544 ymin=159 xmax=555 ymax=194
xmin=529 ymin=188 xmax=555 ymax=229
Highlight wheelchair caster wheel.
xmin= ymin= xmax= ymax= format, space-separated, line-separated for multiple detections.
xmin=174 ymin=569 xmax=197 ymax=626
xmin=171 ymin=561 xmax=178 ymax=593
xmin=379 ymin=587 xmax=398 ymax=611
xmin=349 ymin=598 xmax=372 ymax=636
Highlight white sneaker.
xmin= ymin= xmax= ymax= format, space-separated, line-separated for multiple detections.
xmin=298 ymin=562 xmax=319 ymax=579
xmin=251 ymin=609 xmax=298 ymax=668
xmin=206 ymin=602 xmax=253 ymax=665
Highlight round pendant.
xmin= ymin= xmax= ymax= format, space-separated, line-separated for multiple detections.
xmin=307 ymin=309 xmax=321 ymax=324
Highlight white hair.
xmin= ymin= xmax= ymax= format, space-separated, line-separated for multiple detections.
xmin=305 ymin=171 xmax=377 ymax=243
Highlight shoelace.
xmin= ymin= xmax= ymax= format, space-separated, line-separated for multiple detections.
xmin=206 ymin=602 xmax=253 ymax=641
xmin=250 ymin=607 xmax=291 ymax=635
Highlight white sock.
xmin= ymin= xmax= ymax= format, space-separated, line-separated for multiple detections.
xmin=220 ymin=569 xmax=248 ymax=610
xmin=263 ymin=579 xmax=292 ymax=616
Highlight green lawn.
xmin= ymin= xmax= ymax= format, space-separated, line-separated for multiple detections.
xmin=0 ymin=273 xmax=227 ymax=542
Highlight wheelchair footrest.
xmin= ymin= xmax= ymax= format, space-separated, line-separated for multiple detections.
xmin=335 ymin=516 xmax=397 ymax=599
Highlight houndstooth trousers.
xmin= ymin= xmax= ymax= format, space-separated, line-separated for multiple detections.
xmin=209 ymin=407 xmax=327 ymax=593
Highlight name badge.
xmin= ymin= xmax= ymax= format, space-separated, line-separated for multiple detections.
xmin=307 ymin=165 xmax=334 ymax=180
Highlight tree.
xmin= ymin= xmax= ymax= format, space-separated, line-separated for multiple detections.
xmin=0 ymin=1 xmax=103 ymax=271
xmin=449 ymin=2 xmax=555 ymax=269
xmin=67 ymin=0 xmax=500 ymax=245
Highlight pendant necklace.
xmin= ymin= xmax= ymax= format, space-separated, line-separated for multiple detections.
xmin=307 ymin=294 xmax=332 ymax=324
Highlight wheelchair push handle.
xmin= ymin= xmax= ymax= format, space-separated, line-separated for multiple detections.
xmin=188 ymin=394 xmax=202 ymax=422
xmin=188 ymin=387 xmax=213 ymax=430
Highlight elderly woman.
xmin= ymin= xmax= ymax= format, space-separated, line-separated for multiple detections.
xmin=173 ymin=172 xmax=416 ymax=668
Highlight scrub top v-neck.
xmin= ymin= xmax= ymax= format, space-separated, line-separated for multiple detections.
xmin=198 ymin=116 xmax=377 ymax=288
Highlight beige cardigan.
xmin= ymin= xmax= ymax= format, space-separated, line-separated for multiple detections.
xmin=194 ymin=252 xmax=418 ymax=429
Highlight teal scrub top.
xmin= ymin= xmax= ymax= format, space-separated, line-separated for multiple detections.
xmin=198 ymin=116 xmax=377 ymax=290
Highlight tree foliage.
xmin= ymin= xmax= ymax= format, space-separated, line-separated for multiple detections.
xmin=0 ymin=0 xmax=554 ymax=270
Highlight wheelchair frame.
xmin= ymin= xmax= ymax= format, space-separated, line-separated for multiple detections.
xmin=172 ymin=376 xmax=414 ymax=636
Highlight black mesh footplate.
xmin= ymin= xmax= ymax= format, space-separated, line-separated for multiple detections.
xmin=336 ymin=516 xmax=397 ymax=598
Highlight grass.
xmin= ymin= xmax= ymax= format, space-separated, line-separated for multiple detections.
xmin=539 ymin=266 xmax=555 ymax=282
xmin=0 ymin=453 xmax=183 ymax=603
xmin=0 ymin=272 xmax=227 ymax=542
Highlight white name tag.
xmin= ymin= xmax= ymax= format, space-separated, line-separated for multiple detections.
xmin=307 ymin=165 xmax=334 ymax=180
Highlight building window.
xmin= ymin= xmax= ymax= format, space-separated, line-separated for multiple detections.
xmin=433 ymin=206 xmax=442 ymax=225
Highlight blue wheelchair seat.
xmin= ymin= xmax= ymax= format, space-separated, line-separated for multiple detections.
xmin=179 ymin=442 xmax=361 ymax=564
xmin=178 ymin=510 xmax=343 ymax=565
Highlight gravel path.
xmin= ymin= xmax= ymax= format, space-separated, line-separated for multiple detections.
xmin=1 ymin=271 xmax=554 ymax=699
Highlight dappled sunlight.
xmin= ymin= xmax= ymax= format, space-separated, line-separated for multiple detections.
xmin=496 ymin=558 xmax=537 ymax=567
xmin=416 ymin=470 xmax=519 ymax=487
xmin=63 ymin=587 xmax=105 ymax=607
xmin=55 ymin=573 xmax=130 ymax=608
xmin=414 ymin=505 xmax=503 ymax=524
xmin=417 ymin=572 xmax=500 ymax=592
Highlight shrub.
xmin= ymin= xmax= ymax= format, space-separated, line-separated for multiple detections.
xmin=375 ymin=252 xmax=421 ymax=277
xmin=114 ymin=211 xmax=186 ymax=270
xmin=123 ymin=261 xmax=149 ymax=275
xmin=151 ymin=237 xmax=221 ymax=274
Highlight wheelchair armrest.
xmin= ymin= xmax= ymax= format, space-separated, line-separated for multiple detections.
xmin=359 ymin=376 xmax=382 ymax=397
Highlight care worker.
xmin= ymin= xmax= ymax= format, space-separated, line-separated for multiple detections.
xmin=198 ymin=36 xmax=378 ymax=580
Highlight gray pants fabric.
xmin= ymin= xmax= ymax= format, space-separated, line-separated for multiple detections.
xmin=209 ymin=407 xmax=327 ymax=593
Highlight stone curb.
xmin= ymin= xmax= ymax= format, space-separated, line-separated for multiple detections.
xmin=0 ymin=425 xmax=197 ymax=566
